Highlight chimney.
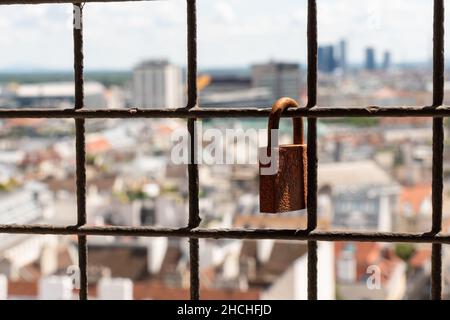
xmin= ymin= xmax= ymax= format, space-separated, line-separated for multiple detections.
xmin=98 ymin=278 xmax=133 ymax=300
xmin=257 ymin=239 xmax=275 ymax=263
xmin=39 ymin=276 xmax=73 ymax=300
xmin=40 ymin=245 xmax=57 ymax=276
xmin=147 ymin=237 xmax=168 ymax=274
xmin=0 ymin=274 xmax=7 ymax=300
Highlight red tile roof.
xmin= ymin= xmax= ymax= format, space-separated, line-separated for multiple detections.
xmin=334 ymin=242 xmax=403 ymax=284
xmin=130 ymin=281 xmax=260 ymax=300
xmin=399 ymin=184 xmax=431 ymax=216
xmin=7 ymin=280 xmax=259 ymax=300
xmin=86 ymin=137 xmax=111 ymax=154
xmin=5 ymin=118 xmax=46 ymax=128
xmin=8 ymin=281 xmax=38 ymax=298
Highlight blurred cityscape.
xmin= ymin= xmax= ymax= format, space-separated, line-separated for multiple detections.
xmin=0 ymin=38 xmax=449 ymax=300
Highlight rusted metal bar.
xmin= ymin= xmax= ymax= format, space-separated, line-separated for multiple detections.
xmin=0 ymin=106 xmax=449 ymax=119
xmin=1 ymin=224 xmax=450 ymax=243
xmin=73 ymin=3 xmax=88 ymax=301
xmin=432 ymin=243 xmax=442 ymax=299
xmin=188 ymin=117 xmax=200 ymax=301
xmin=431 ymin=0 xmax=445 ymax=301
xmin=307 ymin=240 xmax=317 ymax=299
xmin=432 ymin=119 xmax=443 ymax=301
xmin=186 ymin=0 xmax=200 ymax=301
xmin=306 ymin=0 xmax=318 ymax=301
xmin=186 ymin=0 xmax=197 ymax=110
xmin=432 ymin=117 xmax=444 ymax=235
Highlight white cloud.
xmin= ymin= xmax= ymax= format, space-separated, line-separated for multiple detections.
xmin=213 ymin=0 xmax=236 ymax=25
xmin=0 ymin=0 xmax=443 ymax=70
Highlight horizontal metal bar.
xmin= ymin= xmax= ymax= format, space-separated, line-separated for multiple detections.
xmin=0 ymin=224 xmax=448 ymax=243
xmin=0 ymin=105 xmax=448 ymax=119
xmin=0 ymin=0 xmax=152 ymax=5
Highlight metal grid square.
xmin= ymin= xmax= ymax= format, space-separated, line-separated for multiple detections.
xmin=0 ymin=0 xmax=445 ymax=300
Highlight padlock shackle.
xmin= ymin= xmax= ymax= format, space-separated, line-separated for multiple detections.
xmin=267 ymin=97 xmax=304 ymax=150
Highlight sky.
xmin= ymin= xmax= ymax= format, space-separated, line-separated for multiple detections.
xmin=0 ymin=0 xmax=441 ymax=70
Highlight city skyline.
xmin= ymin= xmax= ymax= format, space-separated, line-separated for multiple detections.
xmin=0 ymin=0 xmax=443 ymax=71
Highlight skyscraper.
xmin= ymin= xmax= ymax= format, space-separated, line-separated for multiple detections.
xmin=365 ymin=48 xmax=376 ymax=71
xmin=382 ymin=51 xmax=391 ymax=70
xmin=251 ymin=61 xmax=301 ymax=101
xmin=339 ymin=39 xmax=347 ymax=73
xmin=132 ymin=59 xmax=183 ymax=108
xmin=318 ymin=45 xmax=336 ymax=73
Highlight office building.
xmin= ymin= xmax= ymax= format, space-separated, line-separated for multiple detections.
xmin=365 ymin=47 xmax=376 ymax=71
xmin=339 ymin=39 xmax=347 ymax=73
xmin=318 ymin=45 xmax=336 ymax=73
xmin=382 ymin=51 xmax=391 ymax=70
xmin=251 ymin=61 xmax=301 ymax=101
xmin=3 ymin=81 xmax=106 ymax=108
xmin=132 ymin=59 xmax=183 ymax=108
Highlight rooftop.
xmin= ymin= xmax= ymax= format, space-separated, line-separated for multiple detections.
xmin=11 ymin=82 xmax=104 ymax=98
xmin=318 ymin=160 xmax=395 ymax=188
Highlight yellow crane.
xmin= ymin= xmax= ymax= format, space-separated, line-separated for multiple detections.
xmin=197 ymin=74 xmax=211 ymax=92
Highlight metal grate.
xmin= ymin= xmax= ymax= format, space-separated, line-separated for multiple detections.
xmin=0 ymin=0 xmax=446 ymax=300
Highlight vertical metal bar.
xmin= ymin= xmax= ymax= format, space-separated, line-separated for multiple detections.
xmin=73 ymin=2 xmax=88 ymax=300
xmin=306 ymin=0 xmax=318 ymax=301
xmin=188 ymin=118 xmax=200 ymax=300
xmin=187 ymin=0 xmax=200 ymax=301
xmin=431 ymin=0 xmax=445 ymax=301
xmin=186 ymin=0 xmax=198 ymax=109
xmin=432 ymin=243 xmax=442 ymax=299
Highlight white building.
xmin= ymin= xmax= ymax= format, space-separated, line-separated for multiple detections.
xmin=261 ymin=242 xmax=335 ymax=300
xmin=132 ymin=60 xmax=183 ymax=108
xmin=98 ymin=278 xmax=133 ymax=300
xmin=0 ymin=183 xmax=56 ymax=279
xmin=318 ymin=160 xmax=400 ymax=232
xmin=5 ymin=81 xmax=106 ymax=108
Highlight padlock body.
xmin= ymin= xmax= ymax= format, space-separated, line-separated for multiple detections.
xmin=259 ymin=144 xmax=307 ymax=213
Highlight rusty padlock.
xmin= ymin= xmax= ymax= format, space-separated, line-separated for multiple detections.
xmin=259 ymin=97 xmax=307 ymax=213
